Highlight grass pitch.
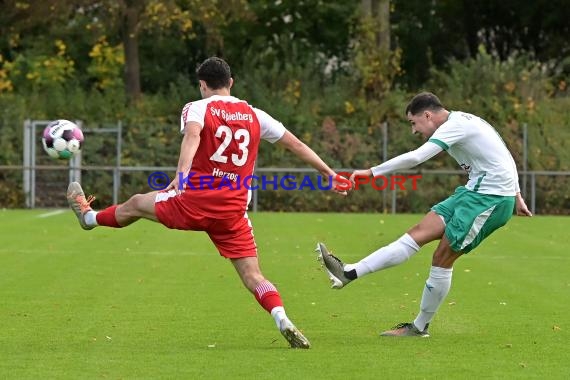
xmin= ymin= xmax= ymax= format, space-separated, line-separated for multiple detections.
xmin=0 ymin=210 xmax=568 ymax=379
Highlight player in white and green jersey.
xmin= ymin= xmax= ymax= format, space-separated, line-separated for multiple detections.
xmin=316 ymin=92 xmax=532 ymax=337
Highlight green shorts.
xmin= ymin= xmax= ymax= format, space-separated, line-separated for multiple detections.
xmin=432 ymin=186 xmax=515 ymax=253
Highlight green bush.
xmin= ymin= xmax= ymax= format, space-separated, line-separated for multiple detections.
xmin=0 ymin=50 xmax=568 ymax=214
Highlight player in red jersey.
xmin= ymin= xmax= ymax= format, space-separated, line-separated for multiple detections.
xmin=67 ymin=57 xmax=347 ymax=349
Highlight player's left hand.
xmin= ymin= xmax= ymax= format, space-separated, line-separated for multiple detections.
xmin=166 ymin=174 xmax=186 ymax=195
xmin=515 ymin=193 xmax=532 ymax=216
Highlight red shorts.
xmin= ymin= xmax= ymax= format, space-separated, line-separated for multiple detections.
xmin=154 ymin=191 xmax=257 ymax=259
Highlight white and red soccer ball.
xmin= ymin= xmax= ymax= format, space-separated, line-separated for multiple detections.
xmin=41 ymin=120 xmax=84 ymax=159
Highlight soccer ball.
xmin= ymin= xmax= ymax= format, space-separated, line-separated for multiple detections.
xmin=41 ymin=120 xmax=84 ymax=159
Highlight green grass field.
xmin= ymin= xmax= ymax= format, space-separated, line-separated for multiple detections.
xmin=1 ymin=210 xmax=568 ymax=379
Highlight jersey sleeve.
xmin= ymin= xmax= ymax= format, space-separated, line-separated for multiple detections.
xmin=180 ymin=101 xmax=206 ymax=133
xmin=428 ymin=119 xmax=465 ymax=150
xmin=253 ymin=107 xmax=286 ymax=143
xmin=370 ymin=142 xmax=443 ymax=177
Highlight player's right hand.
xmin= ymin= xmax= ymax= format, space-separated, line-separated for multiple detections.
xmin=515 ymin=193 xmax=532 ymax=216
xmin=332 ymin=173 xmax=350 ymax=196
xmin=349 ymin=169 xmax=373 ymax=188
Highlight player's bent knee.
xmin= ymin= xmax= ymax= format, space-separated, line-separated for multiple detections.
xmin=120 ymin=193 xmax=150 ymax=218
xmin=125 ymin=194 xmax=142 ymax=212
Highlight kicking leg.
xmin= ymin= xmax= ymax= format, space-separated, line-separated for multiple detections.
xmin=114 ymin=192 xmax=159 ymax=225
xmin=353 ymin=211 xmax=446 ymax=275
xmin=67 ymin=182 xmax=159 ymax=229
xmin=231 ymin=256 xmax=310 ymax=349
xmin=93 ymin=192 xmax=159 ymax=227
xmin=317 ymin=211 xmax=445 ymax=288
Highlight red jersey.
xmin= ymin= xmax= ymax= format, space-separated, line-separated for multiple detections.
xmin=176 ymin=95 xmax=285 ymax=217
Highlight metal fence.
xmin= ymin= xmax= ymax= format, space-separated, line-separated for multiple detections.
xmin=2 ymin=162 xmax=568 ymax=214
xmin=3 ymin=119 xmax=567 ymax=214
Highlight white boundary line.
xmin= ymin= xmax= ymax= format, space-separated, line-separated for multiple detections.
xmin=37 ymin=210 xmax=66 ymax=218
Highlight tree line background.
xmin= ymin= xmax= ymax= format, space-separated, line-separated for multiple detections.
xmin=0 ymin=0 xmax=569 ymax=213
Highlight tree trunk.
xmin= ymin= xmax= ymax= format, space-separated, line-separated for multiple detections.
xmin=361 ymin=0 xmax=390 ymax=50
xmin=463 ymin=0 xmax=479 ymax=58
xmin=361 ymin=0 xmax=372 ymax=14
xmin=121 ymin=3 xmax=142 ymax=102
xmin=377 ymin=0 xmax=390 ymax=51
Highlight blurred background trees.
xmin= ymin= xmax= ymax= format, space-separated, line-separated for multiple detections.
xmin=2 ymin=0 xmax=568 ymax=102
xmin=0 ymin=0 xmax=568 ymax=211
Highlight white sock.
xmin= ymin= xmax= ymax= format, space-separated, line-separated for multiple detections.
xmin=84 ymin=211 xmax=99 ymax=227
xmin=345 ymin=233 xmax=420 ymax=277
xmin=413 ymin=266 xmax=453 ymax=331
xmin=270 ymin=306 xmax=289 ymax=329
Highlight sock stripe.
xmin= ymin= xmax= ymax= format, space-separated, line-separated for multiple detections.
xmin=253 ymin=280 xmax=283 ymax=314
xmin=254 ymin=280 xmax=277 ymax=298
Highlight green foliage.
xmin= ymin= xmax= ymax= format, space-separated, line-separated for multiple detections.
xmin=0 ymin=93 xmax=26 ymax=206
xmin=391 ymin=0 xmax=570 ymax=87
xmin=523 ymin=97 xmax=570 ymax=171
xmin=352 ymin=15 xmax=402 ymax=97
xmin=223 ymin=0 xmax=358 ymax=68
xmin=426 ymin=47 xmax=570 ymax=172
xmin=2 ymin=40 xmax=75 ymax=93
xmin=0 ymin=2 xmax=569 ymax=213
xmin=1 ymin=46 xmax=569 ymax=214
xmin=86 ymin=38 xmax=125 ymax=91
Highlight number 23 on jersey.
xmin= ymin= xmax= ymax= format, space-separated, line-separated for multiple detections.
xmin=210 ymin=125 xmax=250 ymax=166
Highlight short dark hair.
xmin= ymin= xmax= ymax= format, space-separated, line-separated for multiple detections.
xmin=196 ymin=57 xmax=232 ymax=90
xmin=405 ymin=92 xmax=444 ymax=116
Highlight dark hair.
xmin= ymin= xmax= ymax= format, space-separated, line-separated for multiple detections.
xmin=405 ymin=92 xmax=444 ymax=115
xmin=196 ymin=57 xmax=232 ymax=90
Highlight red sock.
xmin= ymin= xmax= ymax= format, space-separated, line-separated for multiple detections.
xmin=95 ymin=205 xmax=122 ymax=228
xmin=254 ymin=280 xmax=283 ymax=313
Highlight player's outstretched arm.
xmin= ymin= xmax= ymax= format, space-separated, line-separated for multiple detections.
xmin=349 ymin=142 xmax=443 ymax=186
xmin=276 ymin=130 xmax=348 ymax=196
xmin=166 ymin=121 xmax=201 ymax=194
xmin=515 ymin=192 xmax=533 ymax=216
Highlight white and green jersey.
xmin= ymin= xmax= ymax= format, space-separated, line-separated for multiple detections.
xmin=370 ymin=111 xmax=520 ymax=196
xmin=428 ymin=111 xmax=519 ymax=196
